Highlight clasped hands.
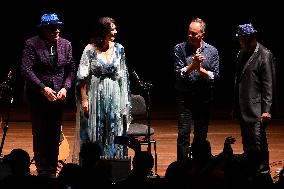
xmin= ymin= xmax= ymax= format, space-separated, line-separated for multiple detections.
xmin=42 ymin=87 xmax=67 ymax=101
xmin=191 ymin=48 xmax=205 ymax=70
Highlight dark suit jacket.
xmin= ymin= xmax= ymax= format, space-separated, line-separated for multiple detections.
xmin=21 ymin=35 xmax=76 ymax=102
xmin=234 ymin=42 xmax=275 ymax=122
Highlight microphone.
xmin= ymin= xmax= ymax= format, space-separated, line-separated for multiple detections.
xmin=132 ymin=71 xmax=144 ymax=87
xmin=132 ymin=71 xmax=154 ymax=88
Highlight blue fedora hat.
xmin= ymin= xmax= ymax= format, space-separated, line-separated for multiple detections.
xmin=236 ymin=23 xmax=257 ymax=37
xmin=37 ymin=13 xmax=64 ymax=27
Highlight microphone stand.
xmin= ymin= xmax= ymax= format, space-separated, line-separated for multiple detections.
xmin=0 ymin=72 xmax=13 ymax=157
xmin=131 ymin=70 xmax=154 ymax=152
xmin=132 ymin=70 xmax=157 ymax=174
xmin=0 ymin=97 xmax=13 ymax=157
xmin=141 ymin=82 xmax=153 ymax=153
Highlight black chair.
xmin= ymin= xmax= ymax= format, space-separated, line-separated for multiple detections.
xmin=127 ymin=94 xmax=157 ymax=175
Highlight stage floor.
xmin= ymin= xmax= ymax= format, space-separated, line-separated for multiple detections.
xmin=1 ymin=110 xmax=284 ymax=181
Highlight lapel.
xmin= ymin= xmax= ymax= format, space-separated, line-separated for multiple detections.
xmin=37 ymin=36 xmax=60 ymax=68
xmin=37 ymin=37 xmax=51 ymax=65
xmin=238 ymin=43 xmax=260 ymax=81
xmin=56 ymin=38 xmax=62 ymax=66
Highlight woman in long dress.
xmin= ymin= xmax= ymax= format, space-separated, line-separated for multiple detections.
xmin=72 ymin=17 xmax=131 ymax=163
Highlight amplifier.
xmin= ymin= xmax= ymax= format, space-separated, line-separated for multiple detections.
xmin=102 ymin=157 xmax=131 ymax=183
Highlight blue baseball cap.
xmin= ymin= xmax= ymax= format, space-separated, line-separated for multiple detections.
xmin=236 ymin=23 xmax=257 ymax=37
xmin=37 ymin=13 xmax=64 ymax=27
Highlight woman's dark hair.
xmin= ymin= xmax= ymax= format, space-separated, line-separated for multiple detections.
xmin=90 ymin=17 xmax=117 ymax=49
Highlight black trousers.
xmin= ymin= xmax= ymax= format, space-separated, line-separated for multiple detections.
xmin=29 ymin=94 xmax=63 ymax=175
xmin=240 ymin=119 xmax=270 ymax=173
xmin=176 ymin=91 xmax=210 ymax=162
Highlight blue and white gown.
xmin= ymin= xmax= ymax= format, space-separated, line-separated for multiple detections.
xmin=72 ymin=43 xmax=131 ymax=163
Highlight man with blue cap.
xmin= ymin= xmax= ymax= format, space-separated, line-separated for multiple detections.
xmin=21 ymin=13 xmax=76 ymax=178
xmin=232 ymin=23 xmax=276 ymax=184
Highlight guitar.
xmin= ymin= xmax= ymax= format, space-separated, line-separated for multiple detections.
xmin=58 ymin=126 xmax=70 ymax=161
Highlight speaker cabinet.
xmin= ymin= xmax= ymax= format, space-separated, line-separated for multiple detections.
xmin=104 ymin=157 xmax=131 ymax=183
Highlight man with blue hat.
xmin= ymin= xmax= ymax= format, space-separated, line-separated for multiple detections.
xmin=21 ymin=13 xmax=76 ymax=178
xmin=232 ymin=23 xmax=276 ymax=183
